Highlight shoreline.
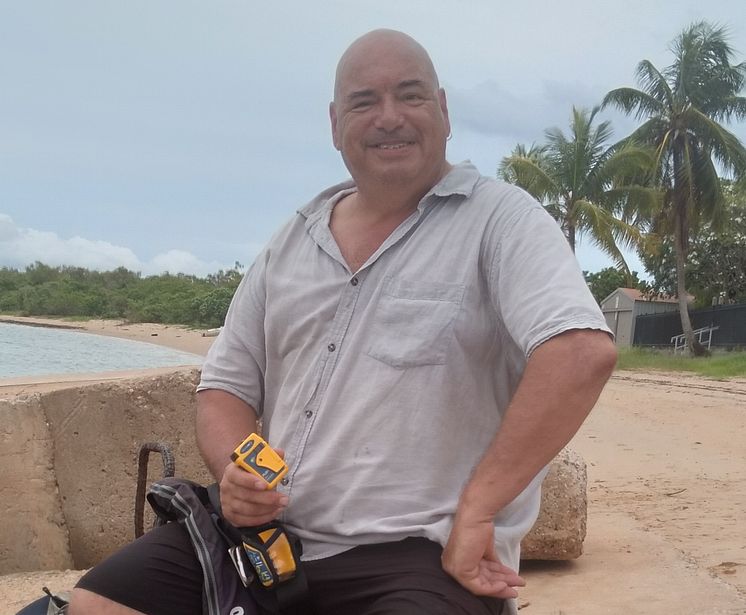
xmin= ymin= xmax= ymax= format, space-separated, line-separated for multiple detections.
xmin=0 ymin=315 xmax=215 ymax=398
xmin=0 ymin=317 xmax=84 ymax=330
xmin=0 ymin=315 xmax=214 ymax=354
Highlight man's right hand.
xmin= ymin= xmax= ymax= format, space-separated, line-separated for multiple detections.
xmin=219 ymin=456 xmax=289 ymax=528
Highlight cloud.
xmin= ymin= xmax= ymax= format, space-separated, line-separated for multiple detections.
xmin=447 ymin=78 xmax=615 ymax=145
xmin=0 ymin=215 xmax=21 ymax=242
xmin=149 ymin=250 xmax=228 ymax=278
xmin=447 ymin=81 xmax=527 ymax=138
xmin=0 ymin=214 xmax=230 ymax=277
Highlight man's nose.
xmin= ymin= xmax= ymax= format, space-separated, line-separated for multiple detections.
xmin=374 ymin=96 xmax=404 ymax=131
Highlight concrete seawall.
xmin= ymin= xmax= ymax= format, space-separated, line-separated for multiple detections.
xmin=0 ymin=368 xmax=585 ymax=574
xmin=1 ymin=368 xmax=210 ymax=573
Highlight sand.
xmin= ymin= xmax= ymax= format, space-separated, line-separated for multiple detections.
xmin=521 ymin=372 xmax=746 ymax=614
xmin=1 ymin=316 xmax=745 ymax=613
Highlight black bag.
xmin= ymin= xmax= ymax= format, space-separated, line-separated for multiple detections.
xmin=146 ymin=478 xmax=264 ymax=615
xmin=147 ymin=478 xmax=307 ymax=615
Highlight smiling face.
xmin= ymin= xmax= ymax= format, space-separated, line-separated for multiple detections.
xmin=330 ymin=30 xmax=451 ymax=195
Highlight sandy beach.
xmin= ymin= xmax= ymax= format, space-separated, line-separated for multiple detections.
xmin=1 ymin=316 xmax=745 ymax=613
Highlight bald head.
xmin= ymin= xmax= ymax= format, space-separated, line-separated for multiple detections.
xmin=329 ymin=28 xmax=451 ymax=196
xmin=333 ymin=29 xmax=440 ymax=104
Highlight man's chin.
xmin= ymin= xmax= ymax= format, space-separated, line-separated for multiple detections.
xmin=366 ymin=159 xmax=421 ymax=182
xmin=372 ymin=169 xmax=420 ymax=187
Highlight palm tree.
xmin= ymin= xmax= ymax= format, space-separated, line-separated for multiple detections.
xmin=499 ymin=106 xmax=656 ymax=274
xmin=603 ymin=21 xmax=746 ymax=355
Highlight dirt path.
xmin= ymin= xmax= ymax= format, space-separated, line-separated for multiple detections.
xmin=521 ymin=371 xmax=746 ymax=614
xmin=1 ymin=343 xmax=744 ymax=613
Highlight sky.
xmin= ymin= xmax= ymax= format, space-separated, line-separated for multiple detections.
xmin=1 ymin=1 xmax=745 ymax=278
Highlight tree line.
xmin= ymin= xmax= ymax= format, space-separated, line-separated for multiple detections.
xmin=499 ymin=21 xmax=746 ymax=355
xmin=0 ymin=261 xmax=244 ymax=328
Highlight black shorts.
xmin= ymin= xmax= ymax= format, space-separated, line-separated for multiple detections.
xmin=77 ymin=522 xmax=505 ymax=615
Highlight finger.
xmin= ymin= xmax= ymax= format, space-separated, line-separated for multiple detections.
xmin=225 ymin=507 xmax=285 ymax=528
xmin=222 ymin=493 xmax=288 ymax=525
xmin=493 ymin=586 xmax=520 ymax=599
xmin=224 ymin=484 xmax=288 ymax=509
xmin=482 ymin=560 xmax=526 ymax=585
xmin=475 ymin=575 xmax=519 ymax=599
xmin=462 ymin=577 xmax=516 ymax=599
xmin=230 ymin=494 xmax=288 ymax=513
xmin=480 ymin=564 xmax=525 ymax=586
xmin=223 ymin=463 xmax=272 ymax=490
xmin=220 ymin=478 xmax=289 ymax=524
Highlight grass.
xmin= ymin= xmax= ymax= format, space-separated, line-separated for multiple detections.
xmin=616 ymin=347 xmax=746 ymax=379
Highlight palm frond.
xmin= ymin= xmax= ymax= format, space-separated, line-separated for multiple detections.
xmin=573 ymin=199 xmax=642 ymax=272
xmin=709 ymin=95 xmax=746 ymax=123
xmin=605 ymin=185 xmax=662 ymax=227
xmin=635 ymin=60 xmax=674 ymax=107
xmin=669 ymin=21 xmax=746 ymax=113
xmin=594 ymin=143 xmax=656 ymax=184
xmin=602 ymin=87 xmax=667 ymax=121
xmin=500 ymin=154 xmax=558 ymax=202
xmin=689 ymin=147 xmax=726 ymax=228
xmin=498 ymin=143 xmax=547 ymax=182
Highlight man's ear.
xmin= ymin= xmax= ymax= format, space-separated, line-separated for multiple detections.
xmin=330 ymin=102 xmax=341 ymax=151
xmin=439 ymin=88 xmax=451 ymax=138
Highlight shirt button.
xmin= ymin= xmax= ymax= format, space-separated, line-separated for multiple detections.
xmin=305 ymin=410 xmax=313 ymax=418
xmin=281 ymin=477 xmax=289 ymax=486
xmin=350 ymin=277 xmax=359 ymax=286
xmin=328 ymin=343 xmax=336 ymax=352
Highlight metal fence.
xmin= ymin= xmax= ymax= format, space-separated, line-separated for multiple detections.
xmin=633 ymin=303 xmax=746 ymax=348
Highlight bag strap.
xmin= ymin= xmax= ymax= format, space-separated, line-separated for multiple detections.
xmin=147 ymin=478 xmax=260 ymax=615
xmin=148 ymin=478 xmax=308 ymax=614
xmin=206 ymin=482 xmax=309 ymax=612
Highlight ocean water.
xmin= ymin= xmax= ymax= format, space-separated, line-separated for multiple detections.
xmin=0 ymin=322 xmax=203 ymax=379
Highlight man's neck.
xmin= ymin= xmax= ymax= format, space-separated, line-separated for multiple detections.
xmin=352 ymin=162 xmax=453 ymax=219
xmin=330 ymin=190 xmax=417 ymax=273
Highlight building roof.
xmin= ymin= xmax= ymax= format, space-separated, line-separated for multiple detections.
xmin=616 ymin=287 xmax=689 ymax=303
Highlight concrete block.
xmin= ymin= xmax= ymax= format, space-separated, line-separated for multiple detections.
xmin=521 ymin=448 xmax=587 ymax=560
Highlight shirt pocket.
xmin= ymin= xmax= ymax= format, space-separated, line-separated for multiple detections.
xmin=366 ymin=277 xmax=465 ymax=369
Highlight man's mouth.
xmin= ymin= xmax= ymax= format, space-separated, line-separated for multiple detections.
xmin=373 ymin=141 xmax=414 ymax=150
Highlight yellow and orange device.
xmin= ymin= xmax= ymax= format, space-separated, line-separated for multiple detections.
xmin=241 ymin=525 xmax=298 ymax=587
xmin=231 ymin=433 xmax=288 ymax=489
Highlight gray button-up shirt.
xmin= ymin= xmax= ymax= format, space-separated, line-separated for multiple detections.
xmin=199 ymin=162 xmax=609 ymax=576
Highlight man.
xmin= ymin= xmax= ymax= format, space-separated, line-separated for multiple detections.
xmin=70 ymin=29 xmax=616 ymax=615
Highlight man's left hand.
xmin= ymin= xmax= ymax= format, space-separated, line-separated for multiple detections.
xmin=441 ymin=514 xmax=525 ymax=598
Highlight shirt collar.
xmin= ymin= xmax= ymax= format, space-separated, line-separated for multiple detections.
xmin=427 ymin=161 xmax=480 ymax=199
xmin=298 ymin=160 xmax=480 ymax=221
xmin=298 ymin=180 xmax=355 ymax=222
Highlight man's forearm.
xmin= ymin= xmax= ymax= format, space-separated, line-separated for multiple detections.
xmin=196 ymin=389 xmax=259 ymax=482
xmin=459 ymin=329 xmax=616 ymax=520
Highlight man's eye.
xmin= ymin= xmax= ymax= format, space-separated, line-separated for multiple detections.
xmin=351 ymin=100 xmax=373 ymax=111
xmin=403 ymin=93 xmax=425 ymax=104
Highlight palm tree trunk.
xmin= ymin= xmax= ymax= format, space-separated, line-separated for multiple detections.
xmin=673 ymin=209 xmax=708 ymax=356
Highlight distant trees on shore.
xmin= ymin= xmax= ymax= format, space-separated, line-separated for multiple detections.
xmin=0 ymin=261 xmax=243 ymax=328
